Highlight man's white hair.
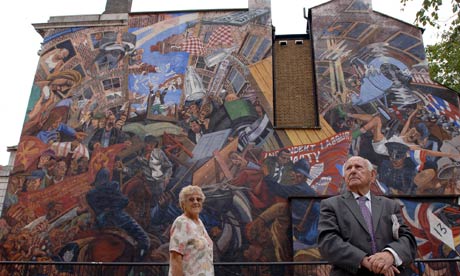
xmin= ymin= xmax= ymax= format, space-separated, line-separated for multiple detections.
xmin=343 ymin=156 xmax=374 ymax=174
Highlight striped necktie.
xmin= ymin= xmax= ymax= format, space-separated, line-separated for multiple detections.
xmin=358 ymin=196 xmax=377 ymax=254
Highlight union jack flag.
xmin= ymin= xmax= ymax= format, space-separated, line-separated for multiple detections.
xmin=426 ymin=94 xmax=460 ymax=127
xmin=399 ymin=200 xmax=460 ymax=259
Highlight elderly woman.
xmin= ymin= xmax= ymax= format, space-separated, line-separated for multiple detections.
xmin=169 ymin=185 xmax=214 ymax=276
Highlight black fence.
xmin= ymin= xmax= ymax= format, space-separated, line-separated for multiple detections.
xmin=0 ymin=259 xmax=458 ymax=275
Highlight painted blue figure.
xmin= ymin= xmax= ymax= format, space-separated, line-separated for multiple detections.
xmin=86 ymin=168 xmax=150 ymax=255
xmin=264 ymin=158 xmax=320 ymax=248
xmin=415 ymin=122 xmax=442 ymax=169
xmin=378 ymin=142 xmax=417 ymax=194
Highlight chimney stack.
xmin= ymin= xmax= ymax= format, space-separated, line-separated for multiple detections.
xmin=104 ymin=0 xmax=133 ymax=13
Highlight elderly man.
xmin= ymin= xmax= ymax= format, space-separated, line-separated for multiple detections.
xmin=318 ymin=156 xmax=416 ymax=275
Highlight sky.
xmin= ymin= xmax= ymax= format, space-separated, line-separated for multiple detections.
xmin=0 ymin=0 xmax=454 ymax=165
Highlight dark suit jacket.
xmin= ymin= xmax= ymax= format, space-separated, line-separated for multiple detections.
xmin=317 ymin=191 xmax=417 ymax=276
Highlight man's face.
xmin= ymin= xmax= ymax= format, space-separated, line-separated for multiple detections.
xmin=406 ymin=128 xmax=421 ymax=143
xmin=190 ymin=121 xmax=201 ymax=133
xmin=189 ymin=104 xmax=198 ymax=113
xmin=38 ymin=156 xmax=51 ymax=168
xmin=28 ymin=179 xmax=42 ymax=191
xmin=50 ymin=117 xmax=63 ymax=130
xmin=115 ymin=120 xmax=124 ymax=129
xmin=49 ymin=78 xmax=73 ymax=98
xmin=390 ymin=158 xmax=405 ymax=168
xmin=277 ymin=152 xmax=291 ymax=165
xmin=107 ymin=114 xmax=116 ymax=124
xmin=78 ymin=157 xmax=89 ymax=169
xmin=91 ymin=119 xmax=99 ymax=128
xmin=98 ymin=119 xmax=106 ymax=128
xmin=288 ymin=171 xmax=306 ymax=184
xmin=54 ymin=161 xmax=67 ymax=177
xmin=343 ymin=157 xmax=375 ymax=194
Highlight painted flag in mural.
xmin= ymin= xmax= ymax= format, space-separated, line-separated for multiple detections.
xmin=207 ymin=26 xmax=234 ymax=48
xmin=427 ymin=208 xmax=456 ymax=251
xmin=263 ymin=131 xmax=351 ymax=195
xmin=426 ymin=94 xmax=460 ymax=127
xmin=8 ymin=142 xmax=126 ymax=225
xmin=399 ymin=200 xmax=460 ymax=259
xmin=14 ymin=136 xmax=50 ymax=172
xmin=181 ymin=35 xmax=205 ymax=56
xmin=409 ymin=149 xmax=427 ymax=172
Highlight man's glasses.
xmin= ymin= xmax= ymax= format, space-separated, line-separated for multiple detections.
xmin=188 ymin=197 xmax=203 ymax=203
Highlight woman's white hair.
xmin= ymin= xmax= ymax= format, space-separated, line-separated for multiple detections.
xmin=178 ymin=185 xmax=205 ymax=209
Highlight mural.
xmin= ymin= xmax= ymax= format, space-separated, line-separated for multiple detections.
xmin=1 ymin=0 xmax=460 ymax=274
xmin=313 ymin=0 xmax=460 ymax=198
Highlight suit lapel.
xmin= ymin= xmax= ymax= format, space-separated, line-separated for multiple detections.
xmin=342 ymin=191 xmax=369 ymax=234
xmin=370 ymin=194 xmax=383 ymax=230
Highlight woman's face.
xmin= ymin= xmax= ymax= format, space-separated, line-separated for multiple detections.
xmin=182 ymin=192 xmax=204 ymax=217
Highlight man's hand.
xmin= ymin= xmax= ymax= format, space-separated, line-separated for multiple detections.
xmin=368 ymin=251 xmax=400 ymax=275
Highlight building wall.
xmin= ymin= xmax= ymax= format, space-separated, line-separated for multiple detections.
xmin=308 ymin=0 xmax=460 ymax=265
xmin=1 ymin=0 xmax=459 ymax=273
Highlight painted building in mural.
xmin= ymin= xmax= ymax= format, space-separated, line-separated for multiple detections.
xmin=1 ymin=0 xmax=460 ymax=274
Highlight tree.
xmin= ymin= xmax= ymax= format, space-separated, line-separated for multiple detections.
xmin=401 ymin=0 xmax=460 ymax=92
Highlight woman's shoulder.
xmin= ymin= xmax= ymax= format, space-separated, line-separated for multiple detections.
xmin=172 ymin=214 xmax=194 ymax=226
xmin=173 ymin=214 xmax=187 ymax=223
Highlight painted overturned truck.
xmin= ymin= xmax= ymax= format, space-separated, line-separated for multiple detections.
xmin=1 ymin=0 xmax=460 ymax=275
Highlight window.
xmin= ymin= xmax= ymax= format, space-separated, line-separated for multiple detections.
xmin=252 ymin=38 xmax=270 ymax=63
xmin=102 ymin=78 xmax=121 ymax=91
xmin=241 ymin=35 xmax=257 ymax=58
xmin=228 ymin=67 xmax=246 ymax=94
xmin=196 ymin=56 xmax=215 ymax=71
xmin=273 ymin=37 xmax=319 ymax=128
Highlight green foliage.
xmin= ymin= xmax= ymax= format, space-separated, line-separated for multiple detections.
xmin=401 ymin=0 xmax=460 ymax=92
xmin=425 ymin=29 xmax=460 ymax=91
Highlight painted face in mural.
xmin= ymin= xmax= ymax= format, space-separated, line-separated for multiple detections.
xmin=190 ymin=120 xmax=202 ymax=134
xmin=343 ymin=156 xmax=375 ymax=195
xmin=277 ymin=151 xmax=291 ymax=166
xmin=53 ymin=160 xmax=67 ymax=180
xmin=49 ymin=78 xmax=74 ymax=98
xmin=38 ymin=155 xmax=52 ymax=169
xmin=98 ymin=118 xmax=106 ymax=129
xmin=115 ymin=119 xmax=124 ymax=129
xmin=107 ymin=114 xmax=116 ymax=124
xmin=188 ymin=103 xmax=199 ymax=116
xmin=57 ymin=48 xmax=69 ymax=60
xmin=287 ymin=170 xmax=307 ymax=185
xmin=405 ymin=128 xmax=421 ymax=144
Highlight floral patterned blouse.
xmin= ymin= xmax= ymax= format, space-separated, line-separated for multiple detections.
xmin=169 ymin=214 xmax=214 ymax=276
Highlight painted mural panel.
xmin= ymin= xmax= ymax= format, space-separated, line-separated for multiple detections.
xmin=1 ymin=0 xmax=459 ymax=273
xmin=311 ymin=0 xmax=460 ymax=197
xmin=291 ymin=197 xmax=460 ymax=275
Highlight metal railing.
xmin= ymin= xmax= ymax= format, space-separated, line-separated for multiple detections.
xmin=0 ymin=259 xmax=458 ymax=275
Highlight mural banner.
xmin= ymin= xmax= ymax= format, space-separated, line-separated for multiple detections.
xmin=263 ymin=131 xmax=351 ymax=195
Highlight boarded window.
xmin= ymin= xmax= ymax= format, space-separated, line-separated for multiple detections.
xmin=273 ymin=36 xmax=319 ymax=128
